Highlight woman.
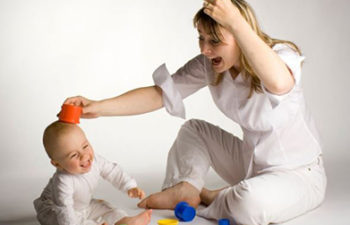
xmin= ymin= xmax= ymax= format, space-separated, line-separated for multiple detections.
xmin=64 ymin=0 xmax=326 ymax=224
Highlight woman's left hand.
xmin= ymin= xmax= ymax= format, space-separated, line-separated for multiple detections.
xmin=203 ymin=0 xmax=241 ymax=30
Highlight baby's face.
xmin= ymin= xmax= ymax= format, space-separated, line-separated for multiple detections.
xmin=51 ymin=126 xmax=94 ymax=174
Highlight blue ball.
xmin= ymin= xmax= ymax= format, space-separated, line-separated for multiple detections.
xmin=218 ymin=218 xmax=230 ymax=225
xmin=174 ymin=202 xmax=196 ymax=222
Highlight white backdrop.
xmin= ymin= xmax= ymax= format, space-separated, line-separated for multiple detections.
xmin=0 ymin=0 xmax=349 ymax=222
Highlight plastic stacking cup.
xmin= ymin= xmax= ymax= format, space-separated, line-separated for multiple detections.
xmin=157 ymin=219 xmax=179 ymax=225
xmin=218 ymin=218 xmax=230 ymax=225
xmin=174 ymin=201 xmax=196 ymax=222
xmin=59 ymin=104 xmax=82 ymax=124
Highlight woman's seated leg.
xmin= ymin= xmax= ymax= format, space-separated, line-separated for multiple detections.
xmin=138 ymin=119 xmax=246 ymax=209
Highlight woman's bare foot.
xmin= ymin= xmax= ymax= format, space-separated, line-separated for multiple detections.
xmin=200 ymin=187 xmax=226 ymax=206
xmin=115 ymin=209 xmax=152 ymax=225
xmin=137 ymin=182 xmax=201 ymax=209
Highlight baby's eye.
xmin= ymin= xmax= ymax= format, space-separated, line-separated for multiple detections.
xmin=83 ymin=144 xmax=89 ymax=149
xmin=71 ymin=153 xmax=78 ymax=158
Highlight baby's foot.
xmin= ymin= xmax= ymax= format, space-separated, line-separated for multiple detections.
xmin=115 ymin=209 xmax=152 ymax=225
xmin=137 ymin=182 xmax=200 ymax=209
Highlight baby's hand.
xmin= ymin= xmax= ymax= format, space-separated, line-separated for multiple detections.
xmin=128 ymin=187 xmax=145 ymax=199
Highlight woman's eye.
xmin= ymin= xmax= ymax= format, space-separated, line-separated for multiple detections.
xmin=198 ymin=36 xmax=204 ymax=41
xmin=210 ymin=39 xmax=220 ymax=45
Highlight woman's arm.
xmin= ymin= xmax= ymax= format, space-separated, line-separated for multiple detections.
xmin=64 ymin=85 xmax=163 ymax=118
xmin=204 ymin=0 xmax=294 ymax=95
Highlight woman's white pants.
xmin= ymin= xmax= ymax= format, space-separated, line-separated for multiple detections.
xmin=162 ymin=119 xmax=327 ymax=225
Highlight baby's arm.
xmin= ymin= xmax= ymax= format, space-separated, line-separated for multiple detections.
xmin=128 ymin=187 xmax=145 ymax=199
xmin=52 ymin=174 xmax=80 ymax=225
xmin=97 ymin=154 xmax=138 ymax=192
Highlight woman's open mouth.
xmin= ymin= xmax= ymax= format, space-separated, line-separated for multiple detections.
xmin=211 ymin=57 xmax=222 ymax=67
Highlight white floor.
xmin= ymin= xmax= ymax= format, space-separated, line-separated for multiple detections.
xmin=1 ymin=156 xmax=349 ymax=225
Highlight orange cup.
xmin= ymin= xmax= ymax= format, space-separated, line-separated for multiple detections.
xmin=59 ymin=104 xmax=82 ymax=124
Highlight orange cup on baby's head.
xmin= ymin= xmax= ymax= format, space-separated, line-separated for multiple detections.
xmin=59 ymin=104 xmax=82 ymax=124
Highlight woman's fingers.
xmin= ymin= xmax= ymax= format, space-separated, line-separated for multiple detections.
xmin=203 ymin=0 xmax=218 ymax=17
xmin=203 ymin=0 xmax=214 ymax=10
xmin=64 ymin=96 xmax=84 ymax=106
xmin=204 ymin=0 xmax=215 ymax=4
xmin=203 ymin=0 xmax=239 ymax=30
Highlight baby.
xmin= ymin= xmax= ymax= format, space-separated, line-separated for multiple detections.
xmin=33 ymin=121 xmax=152 ymax=225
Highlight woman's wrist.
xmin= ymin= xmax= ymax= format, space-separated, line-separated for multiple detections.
xmin=95 ymin=99 xmax=110 ymax=117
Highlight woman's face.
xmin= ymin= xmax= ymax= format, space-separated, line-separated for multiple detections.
xmin=197 ymin=21 xmax=241 ymax=73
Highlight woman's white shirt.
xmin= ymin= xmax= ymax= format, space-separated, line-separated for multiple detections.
xmin=153 ymin=44 xmax=322 ymax=176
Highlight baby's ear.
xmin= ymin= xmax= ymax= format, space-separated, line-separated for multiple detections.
xmin=50 ymin=159 xmax=61 ymax=169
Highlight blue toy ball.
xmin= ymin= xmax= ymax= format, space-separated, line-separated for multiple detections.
xmin=218 ymin=218 xmax=230 ymax=225
xmin=174 ymin=201 xmax=196 ymax=222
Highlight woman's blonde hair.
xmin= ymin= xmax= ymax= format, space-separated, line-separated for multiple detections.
xmin=194 ymin=0 xmax=301 ymax=97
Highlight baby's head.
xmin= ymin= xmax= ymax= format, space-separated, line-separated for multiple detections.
xmin=43 ymin=121 xmax=94 ymax=174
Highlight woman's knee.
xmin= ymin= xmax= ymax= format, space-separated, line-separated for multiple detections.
xmin=183 ymin=119 xmax=205 ymax=128
xmin=182 ymin=119 xmax=212 ymax=134
xmin=229 ymin=181 xmax=269 ymax=225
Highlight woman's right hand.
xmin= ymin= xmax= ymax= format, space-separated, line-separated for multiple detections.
xmin=203 ymin=0 xmax=241 ymax=30
xmin=63 ymin=96 xmax=100 ymax=118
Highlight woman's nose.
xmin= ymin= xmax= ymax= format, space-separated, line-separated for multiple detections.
xmin=201 ymin=43 xmax=212 ymax=56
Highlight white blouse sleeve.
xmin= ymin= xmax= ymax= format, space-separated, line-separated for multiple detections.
xmin=261 ymin=44 xmax=305 ymax=106
xmin=153 ymin=54 xmax=208 ymax=119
